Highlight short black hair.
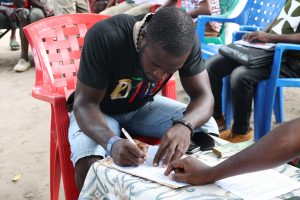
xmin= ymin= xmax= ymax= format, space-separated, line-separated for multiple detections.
xmin=145 ymin=7 xmax=195 ymax=57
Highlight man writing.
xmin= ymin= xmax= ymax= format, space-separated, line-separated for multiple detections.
xmin=67 ymin=7 xmax=218 ymax=190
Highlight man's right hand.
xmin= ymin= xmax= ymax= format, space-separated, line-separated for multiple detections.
xmin=111 ymin=139 xmax=147 ymax=166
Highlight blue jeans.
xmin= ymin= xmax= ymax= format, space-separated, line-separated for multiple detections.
xmin=68 ymin=95 xmax=218 ymax=165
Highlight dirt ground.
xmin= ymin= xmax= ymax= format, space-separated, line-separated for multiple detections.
xmin=0 ymin=30 xmax=299 ymax=200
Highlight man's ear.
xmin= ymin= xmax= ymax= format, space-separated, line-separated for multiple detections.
xmin=139 ymin=29 xmax=147 ymax=47
xmin=140 ymin=29 xmax=147 ymax=41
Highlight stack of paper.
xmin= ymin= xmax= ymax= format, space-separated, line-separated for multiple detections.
xmin=216 ymin=169 xmax=300 ymax=200
xmin=234 ymin=39 xmax=276 ymax=50
xmin=212 ymin=141 xmax=253 ymax=158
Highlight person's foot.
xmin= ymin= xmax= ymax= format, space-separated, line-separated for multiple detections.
xmin=10 ymin=39 xmax=20 ymax=51
xmin=14 ymin=59 xmax=31 ymax=72
xmin=219 ymin=129 xmax=231 ymax=139
xmin=220 ymin=128 xmax=254 ymax=143
xmin=215 ymin=116 xmax=226 ymax=131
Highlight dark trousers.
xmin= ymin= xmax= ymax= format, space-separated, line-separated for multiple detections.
xmin=206 ymin=54 xmax=299 ymax=134
xmin=206 ymin=55 xmax=300 ymax=134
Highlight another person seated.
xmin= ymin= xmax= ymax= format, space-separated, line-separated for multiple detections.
xmin=100 ymin=0 xmax=167 ymax=16
xmin=164 ymin=117 xmax=300 ymax=185
xmin=163 ymin=0 xmax=221 ymax=37
xmin=0 ymin=0 xmax=53 ymax=72
xmin=206 ymin=0 xmax=300 ymax=142
xmin=67 ymin=7 xmax=218 ymax=190
xmin=54 ymin=0 xmax=90 ymax=15
xmin=0 ymin=0 xmax=20 ymax=50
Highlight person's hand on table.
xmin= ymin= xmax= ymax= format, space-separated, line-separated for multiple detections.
xmin=242 ymin=31 xmax=270 ymax=43
xmin=111 ymin=139 xmax=148 ymax=166
xmin=164 ymin=157 xmax=214 ymax=185
xmin=153 ymin=124 xmax=191 ymax=167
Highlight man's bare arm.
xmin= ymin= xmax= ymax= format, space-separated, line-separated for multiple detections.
xmin=165 ymin=118 xmax=300 ymax=185
xmin=188 ymin=0 xmax=212 ymax=18
xmin=180 ymin=69 xmax=214 ymax=129
xmin=210 ymin=118 xmax=300 ymax=181
xmin=73 ymin=80 xmax=146 ymax=166
xmin=73 ymin=80 xmax=114 ymax=147
xmin=243 ymin=32 xmax=300 ymax=44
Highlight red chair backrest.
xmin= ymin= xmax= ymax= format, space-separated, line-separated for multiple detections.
xmin=24 ymin=14 xmax=110 ymax=98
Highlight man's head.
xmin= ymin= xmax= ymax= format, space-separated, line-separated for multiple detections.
xmin=139 ymin=7 xmax=195 ymax=82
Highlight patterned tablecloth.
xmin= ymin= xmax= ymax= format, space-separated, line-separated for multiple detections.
xmin=79 ymin=150 xmax=300 ymax=200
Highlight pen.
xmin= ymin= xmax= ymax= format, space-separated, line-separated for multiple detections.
xmin=121 ymin=128 xmax=137 ymax=146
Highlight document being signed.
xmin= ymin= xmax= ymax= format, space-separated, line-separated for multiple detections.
xmin=102 ymin=145 xmax=189 ymax=188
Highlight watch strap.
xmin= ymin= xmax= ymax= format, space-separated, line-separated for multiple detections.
xmin=172 ymin=119 xmax=194 ymax=137
xmin=106 ymin=136 xmax=122 ymax=156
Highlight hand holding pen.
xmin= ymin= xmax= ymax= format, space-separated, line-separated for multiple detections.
xmin=110 ymin=128 xmax=148 ymax=166
xmin=122 ymin=128 xmax=149 ymax=154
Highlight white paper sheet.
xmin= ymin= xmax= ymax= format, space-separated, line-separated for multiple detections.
xmin=216 ymin=169 xmax=300 ymax=200
xmin=111 ymin=145 xmax=189 ymax=188
xmin=234 ymin=39 xmax=276 ymax=49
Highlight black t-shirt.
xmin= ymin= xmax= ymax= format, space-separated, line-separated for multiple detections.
xmin=67 ymin=14 xmax=206 ymax=115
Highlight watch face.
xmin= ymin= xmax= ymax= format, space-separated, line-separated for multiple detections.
xmin=107 ymin=144 xmax=112 ymax=151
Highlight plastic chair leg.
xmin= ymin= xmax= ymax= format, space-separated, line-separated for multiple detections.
xmin=53 ymin=104 xmax=79 ymax=200
xmin=50 ymin=121 xmax=61 ymax=200
xmin=59 ymin=145 xmax=78 ymax=200
xmin=223 ymin=77 xmax=232 ymax=129
xmin=162 ymin=76 xmax=177 ymax=100
xmin=273 ymin=87 xmax=284 ymax=123
xmin=262 ymin=79 xmax=278 ymax=137
xmin=254 ymin=81 xmax=267 ymax=141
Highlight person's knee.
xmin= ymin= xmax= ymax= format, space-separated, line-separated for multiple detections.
xmin=29 ymin=8 xmax=45 ymax=23
xmin=74 ymin=155 xmax=102 ymax=191
xmin=230 ymin=67 xmax=250 ymax=89
xmin=206 ymin=54 xmax=227 ymax=78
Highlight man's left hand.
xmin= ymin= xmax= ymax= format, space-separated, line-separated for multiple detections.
xmin=153 ymin=124 xmax=191 ymax=167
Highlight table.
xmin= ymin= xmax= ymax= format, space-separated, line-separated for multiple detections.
xmin=79 ymin=150 xmax=300 ymax=200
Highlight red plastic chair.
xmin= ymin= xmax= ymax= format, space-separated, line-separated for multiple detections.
xmin=24 ymin=14 xmax=110 ymax=200
xmin=24 ymin=13 xmax=173 ymax=200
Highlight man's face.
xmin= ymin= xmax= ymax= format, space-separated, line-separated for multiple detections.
xmin=139 ymin=42 xmax=189 ymax=82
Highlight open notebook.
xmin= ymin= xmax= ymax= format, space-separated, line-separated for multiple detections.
xmin=102 ymin=145 xmax=189 ymax=188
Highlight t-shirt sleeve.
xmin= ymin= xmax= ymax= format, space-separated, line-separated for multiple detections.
xmin=77 ymin=28 xmax=110 ymax=89
xmin=178 ymin=35 xmax=206 ymax=77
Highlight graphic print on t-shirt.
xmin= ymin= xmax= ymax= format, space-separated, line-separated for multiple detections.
xmin=110 ymin=76 xmax=167 ymax=103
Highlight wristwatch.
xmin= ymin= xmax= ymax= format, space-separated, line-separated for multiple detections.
xmin=172 ymin=119 xmax=194 ymax=137
xmin=106 ymin=136 xmax=121 ymax=156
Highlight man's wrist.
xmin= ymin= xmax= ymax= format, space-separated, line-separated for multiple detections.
xmin=106 ymin=136 xmax=122 ymax=156
xmin=172 ymin=119 xmax=194 ymax=137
